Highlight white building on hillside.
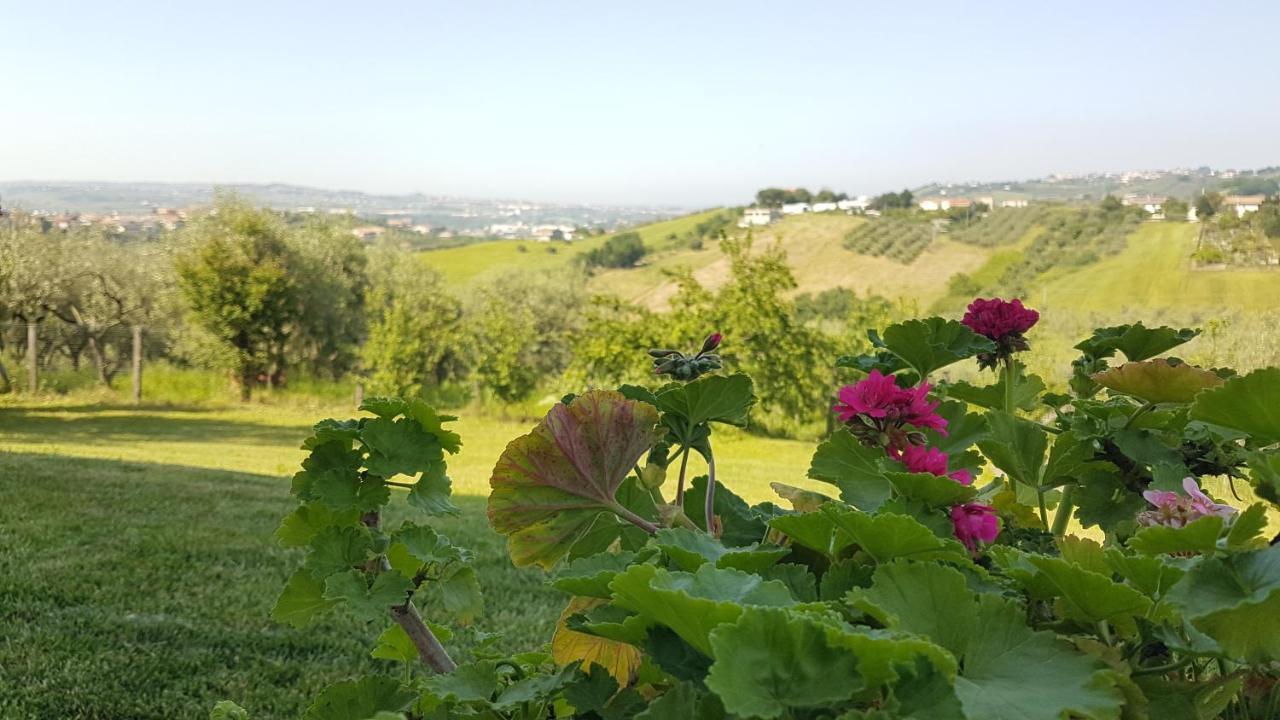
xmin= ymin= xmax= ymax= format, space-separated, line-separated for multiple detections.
xmin=781 ymin=202 xmax=811 ymax=215
xmin=918 ymin=197 xmax=942 ymax=211
xmin=1122 ymin=194 xmax=1168 ymax=217
xmin=811 ymin=201 xmax=839 ymax=213
xmin=838 ymin=196 xmax=871 ymax=212
xmin=740 ymin=207 xmax=779 ymax=227
xmin=1223 ymin=195 xmax=1265 ymax=217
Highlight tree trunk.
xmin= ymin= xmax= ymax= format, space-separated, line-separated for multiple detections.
xmin=26 ymin=322 xmax=37 ymax=393
xmin=131 ymin=325 xmax=143 ymax=404
xmin=86 ymin=335 xmax=113 ymax=388
xmin=0 ymin=357 xmax=11 ymax=393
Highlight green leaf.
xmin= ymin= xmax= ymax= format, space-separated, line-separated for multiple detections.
xmin=276 ymin=503 xmax=359 ymax=548
xmin=1073 ymin=467 xmax=1147 ymax=531
xmin=402 ymin=399 xmax=462 ymax=454
xmin=405 ymin=463 xmax=460 ymax=516
xmin=209 ymin=700 xmax=250 ymax=720
xmin=361 ymin=417 xmax=444 ymax=479
xmin=305 ymin=525 xmax=373 ymax=578
xmin=439 ymin=565 xmax=484 ymax=625
xmin=873 ymin=657 xmax=966 ymax=720
xmin=685 ymin=475 xmax=770 ymax=547
xmin=1041 ymin=431 xmax=1095 ymax=488
xmin=823 ymin=507 xmax=970 ymax=564
xmin=768 ymin=510 xmax=854 ymax=559
xmin=847 ymin=560 xmax=976 ymax=657
xmin=807 ymin=429 xmax=893 ymax=511
xmin=926 ymin=400 xmax=991 ymax=458
xmin=1190 ymin=368 xmax=1280 ymax=445
xmin=1074 ymin=322 xmax=1199 ymax=362
xmin=1227 ymin=503 xmax=1269 ymax=550
xmin=705 ymin=607 xmax=862 ymax=719
xmin=635 ymin=681 xmax=724 ymax=720
xmin=885 ymin=471 xmax=976 ymax=508
xmin=654 ymin=373 xmax=756 ymax=428
xmin=371 ymin=624 xmax=419 ymax=664
xmin=761 ymin=563 xmax=818 ymax=602
xmin=488 ymin=390 xmax=662 ymax=568
xmin=977 ymin=412 xmax=1047 ymax=488
xmin=302 ymin=676 xmax=415 ymax=720
xmin=423 ymin=660 xmax=499 ymax=703
xmin=1128 ymin=516 xmax=1224 ymax=556
xmin=272 ymin=569 xmax=338 ymax=628
xmin=1026 ymin=555 xmax=1152 ymax=633
xmin=608 ymin=564 xmax=795 ymax=655
xmin=954 ymin=594 xmax=1123 ymax=720
xmin=388 ymin=523 xmax=465 ymax=572
xmin=946 ymin=371 xmax=1046 ymax=413
xmin=292 ymin=440 xmax=364 ymax=507
xmin=654 ymin=528 xmax=787 ymax=573
xmin=1103 ymin=550 xmax=1185 ymax=599
xmin=324 ymin=570 xmax=413 ymax=622
xmin=878 ymin=317 xmax=996 ymax=378
xmin=1165 ymin=545 xmax=1280 ymax=662
xmin=1092 ymin=359 xmax=1223 ymax=404
xmin=1246 ymin=451 xmax=1280 ymax=504
xmin=1136 ymin=675 xmax=1243 ymax=720
xmin=551 ymin=551 xmax=647 ymax=598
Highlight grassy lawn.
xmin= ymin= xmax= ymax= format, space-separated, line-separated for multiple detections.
xmin=0 ymin=400 xmax=824 ymax=718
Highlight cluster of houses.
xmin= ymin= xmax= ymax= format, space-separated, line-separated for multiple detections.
xmin=485 ymin=223 xmax=579 ymax=241
xmin=918 ymin=196 xmax=1030 ymax=211
xmin=1120 ymin=194 xmax=1266 ymax=221
xmin=740 ymin=196 xmax=872 ymax=227
xmin=24 ymin=206 xmax=188 ymax=234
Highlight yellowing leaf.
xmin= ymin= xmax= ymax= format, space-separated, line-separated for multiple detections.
xmin=1091 ymin=359 xmax=1223 ymax=404
xmin=551 ymin=597 xmax=642 ymax=685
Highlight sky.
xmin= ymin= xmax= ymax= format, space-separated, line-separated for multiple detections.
xmin=3 ymin=1 xmax=1279 ymax=206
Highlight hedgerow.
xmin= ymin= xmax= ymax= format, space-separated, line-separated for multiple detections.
xmin=218 ymin=297 xmax=1280 ymax=719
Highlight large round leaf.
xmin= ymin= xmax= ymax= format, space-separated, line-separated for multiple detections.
xmin=1191 ymin=368 xmax=1280 ymax=445
xmin=1091 ymin=359 xmax=1223 ymax=404
xmin=488 ymin=390 xmax=661 ymax=569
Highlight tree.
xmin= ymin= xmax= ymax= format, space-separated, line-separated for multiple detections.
xmin=581 ymin=232 xmax=645 ymax=269
xmin=361 ymin=248 xmax=462 ymax=398
xmin=289 ymin=218 xmax=369 ymax=379
xmin=1195 ymin=191 xmax=1223 ymax=220
xmin=1163 ymin=197 xmax=1189 ymax=222
xmin=550 ymin=229 xmax=565 ymax=242
xmin=870 ymin=189 xmax=915 ymax=211
xmin=174 ymin=197 xmax=299 ymax=400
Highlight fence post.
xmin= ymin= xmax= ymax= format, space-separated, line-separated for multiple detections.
xmin=131 ymin=325 xmax=143 ymax=404
xmin=26 ymin=321 xmax=37 ymax=394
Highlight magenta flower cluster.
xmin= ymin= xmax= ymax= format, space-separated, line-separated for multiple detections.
xmin=834 ymin=370 xmax=999 ymax=553
xmin=961 ymin=297 xmax=1040 ymax=370
xmin=1139 ymin=477 xmax=1236 ymax=528
xmin=833 ymin=370 xmax=948 ymax=435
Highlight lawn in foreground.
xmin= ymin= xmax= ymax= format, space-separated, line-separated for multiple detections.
xmin=0 ymin=401 xmax=824 ymax=718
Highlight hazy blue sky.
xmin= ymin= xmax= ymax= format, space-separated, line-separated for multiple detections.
xmin=3 ymin=1 xmax=1278 ymax=205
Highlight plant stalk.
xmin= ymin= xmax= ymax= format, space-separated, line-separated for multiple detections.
xmin=704 ymin=448 xmax=717 ymax=533
xmin=390 ymin=601 xmax=457 ymax=674
xmin=1051 ymin=484 xmax=1076 ymax=537
xmin=1003 ymin=357 xmax=1017 ymax=415
xmin=674 ymin=446 xmax=691 ymax=506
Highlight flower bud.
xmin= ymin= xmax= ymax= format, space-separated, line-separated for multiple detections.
xmin=648 ymin=348 xmax=680 ymax=358
xmin=700 ymin=332 xmax=723 ymax=354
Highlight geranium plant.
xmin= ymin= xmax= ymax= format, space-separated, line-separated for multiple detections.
xmin=220 ymin=302 xmax=1280 ymax=719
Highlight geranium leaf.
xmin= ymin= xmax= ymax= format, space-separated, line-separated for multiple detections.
xmin=807 ymin=429 xmax=893 ymax=511
xmin=885 ymin=471 xmax=977 ymax=507
xmin=684 ymin=475 xmax=771 ymax=547
xmin=878 ymin=317 xmax=996 ymax=378
xmin=955 ymin=594 xmax=1124 ymax=720
xmin=1246 ymin=451 xmax=1280 ymax=504
xmin=768 ymin=510 xmax=855 ymax=559
xmin=823 ymin=506 xmax=970 ymax=564
xmin=1227 ymin=503 xmax=1269 ymax=550
xmin=551 ymin=550 xmax=648 ymax=598
xmin=386 ymin=524 xmax=464 ymax=577
xmin=423 ymin=660 xmax=500 ymax=703
xmin=1127 ymin=516 xmax=1224 ymax=556
xmin=361 ymin=417 xmax=444 ymax=479
xmin=926 ymin=400 xmax=991 ymax=456
xmin=272 ymin=569 xmax=338 ymax=628
xmin=654 ymin=528 xmax=788 ymax=573
xmin=210 ymin=700 xmax=250 ymax=720
xmin=946 ymin=371 xmax=1046 ymax=413
xmin=1165 ymin=545 xmax=1280 ymax=663
xmin=608 ymin=564 xmax=795 ymax=656
xmin=1191 ymin=368 xmax=1280 ymax=445
xmin=846 ymin=560 xmax=977 ymax=657
xmin=1026 ymin=556 xmax=1152 ymax=633
xmin=406 ymin=462 xmax=460 ymax=516
xmin=635 ymin=681 xmax=723 ymax=720
xmin=1104 ymin=550 xmax=1185 ymax=599
xmin=439 ymin=565 xmax=484 ymax=625
xmin=488 ymin=390 xmax=662 ymax=569
xmin=761 ymin=563 xmax=818 ymax=602
xmin=324 ymin=570 xmax=413 ymax=622
xmin=877 ymin=657 xmax=967 ymax=720
xmin=552 ymin=597 xmax=642 ymax=685
xmin=1092 ymin=359 xmax=1223 ymax=404
xmin=1074 ymin=322 xmax=1200 ymax=362
xmin=705 ymin=607 xmax=863 ymax=719
xmin=302 ymin=676 xmax=415 ymax=720
xmin=770 ymin=482 xmax=834 ymax=512
xmin=304 ymin=525 xmax=373 ymax=578
xmin=402 ymin=399 xmax=462 ymax=454
xmin=977 ymin=412 xmax=1048 ymax=488
xmin=371 ymin=624 xmax=422 ymax=664
xmin=275 ymin=503 xmax=360 ymax=548
xmin=654 ymin=373 xmax=756 ymax=428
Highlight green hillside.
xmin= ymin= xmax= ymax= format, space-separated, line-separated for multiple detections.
xmin=417 ymin=209 xmax=728 ymax=285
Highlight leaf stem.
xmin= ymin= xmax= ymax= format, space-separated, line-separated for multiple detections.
xmin=1051 ymin=484 xmax=1076 ymax=537
xmin=704 ymin=448 xmax=717 ymax=534
xmin=1122 ymin=401 xmax=1156 ymax=430
xmin=611 ymin=502 xmax=660 ymax=535
xmin=1003 ymin=357 xmax=1017 ymax=415
xmin=674 ymin=445 xmax=691 ymax=507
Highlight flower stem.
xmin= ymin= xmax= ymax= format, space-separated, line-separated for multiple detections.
xmin=1003 ymin=357 xmax=1017 ymax=415
xmin=674 ymin=445 xmax=691 ymax=507
xmin=704 ymin=448 xmax=717 ymax=534
xmin=1051 ymin=484 xmax=1076 ymax=537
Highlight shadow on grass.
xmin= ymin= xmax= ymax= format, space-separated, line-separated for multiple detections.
xmin=0 ymin=406 xmax=309 ymax=447
xmin=0 ymin=452 xmax=559 ymax=719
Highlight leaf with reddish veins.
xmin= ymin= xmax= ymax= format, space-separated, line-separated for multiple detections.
xmin=489 ymin=390 xmax=662 ymax=569
xmin=1091 ymin=359 xmax=1223 ymax=404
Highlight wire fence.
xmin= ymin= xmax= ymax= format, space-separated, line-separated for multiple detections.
xmin=0 ymin=321 xmax=144 ymax=400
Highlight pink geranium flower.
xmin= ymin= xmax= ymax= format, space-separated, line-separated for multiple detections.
xmin=962 ymin=297 xmax=1040 ymax=341
xmin=1138 ymin=477 xmax=1235 ymax=528
xmin=894 ymin=445 xmax=973 ymax=485
xmin=951 ymin=503 xmax=1000 ymax=552
xmin=832 ymin=371 xmax=949 ymax=441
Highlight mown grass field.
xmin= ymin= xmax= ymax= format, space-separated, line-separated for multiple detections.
xmin=0 ymin=400 xmax=825 ymax=718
